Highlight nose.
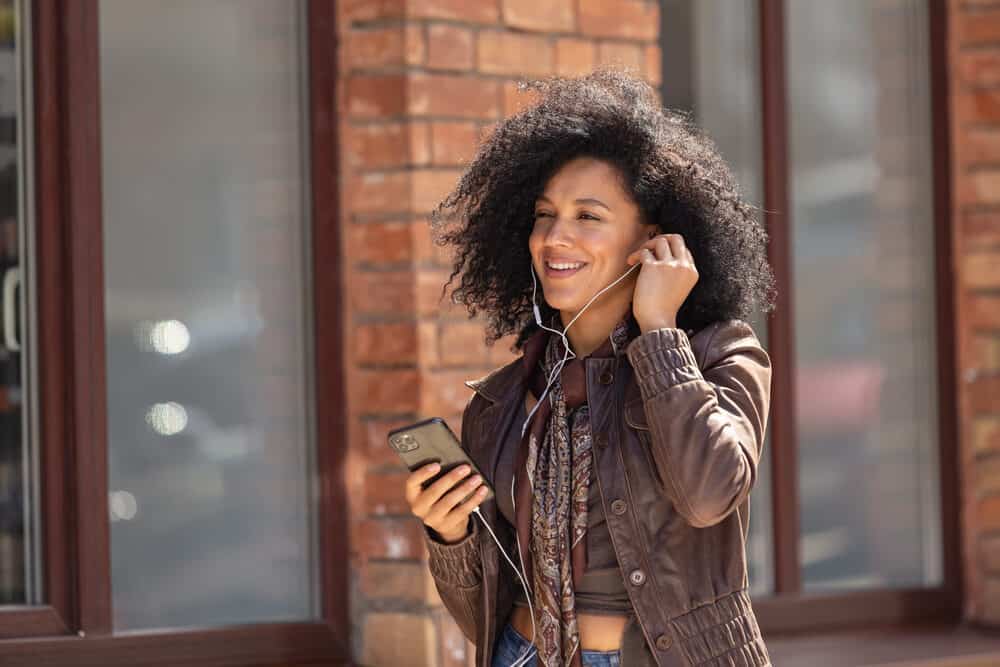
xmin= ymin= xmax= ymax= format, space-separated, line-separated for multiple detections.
xmin=542 ymin=214 xmax=574 ymax=248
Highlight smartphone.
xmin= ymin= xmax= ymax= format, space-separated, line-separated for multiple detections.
xmin=387 ymin=417 xmax=494 ymax=503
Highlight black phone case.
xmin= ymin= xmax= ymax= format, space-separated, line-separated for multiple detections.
xmin=387 ymin=417 xmax=495 ymax=502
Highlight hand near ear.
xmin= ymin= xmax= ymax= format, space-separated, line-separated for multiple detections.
xmin=625 ymin=234 xmax=698 ymax=333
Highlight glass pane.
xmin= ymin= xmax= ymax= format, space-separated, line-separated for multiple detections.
xmin=662 ymin=0 xmax=774 ymax=596
xmin=0 ymin=0 xmax=40 ymax=606
xmin=99 ymin=0 xmax=317 ymax=629
xmin=787 ymin=1 xmax=941 ymax=591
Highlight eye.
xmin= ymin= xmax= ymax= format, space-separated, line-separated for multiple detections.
xmin=533 ymin=211 xmax=553 ymax=219
xmin=578 ymin=212 xmax=601 ymax=221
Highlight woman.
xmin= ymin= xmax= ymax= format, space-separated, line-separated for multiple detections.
xmin=404 ymin=70 xmax=776 ymax=667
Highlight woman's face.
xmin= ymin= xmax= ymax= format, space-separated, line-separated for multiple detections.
xmin=528 ymin=157 xmax=655 ymax=317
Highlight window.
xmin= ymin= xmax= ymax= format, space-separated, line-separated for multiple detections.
xmin=662 ymin=0 xmax=956 ymax=631
xmin=0 ymin=1 xmax=347 ymax=663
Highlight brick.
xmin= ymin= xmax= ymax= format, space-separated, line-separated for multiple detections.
xmin=350 ymin=271 xmax=416 ymax=316
xmin=974 ymin=417 xmax=1000 ymax=457
xmin=350 ymin=221 xmax=414 ymax=266
xmin=359 ymin=368 xmax=421 ymax=412
xmin=969 ymin=294 xmax=1000 ymax=328
xmin=411 ymin=218 xmax=439 ymax=265
xmin=346 ymin=27 xmax=410 ymax=69
xmin=409 ymin=0 xmax=500 ymax=23
xmin=970 ymin=376 xmax=1000 ymax=415
xmin=956 ymin=9 xmax=1000 ymax=45
xmin=422 ymin=369 xmax=477 ymax=416
xmin=339 ymin=0 xmax=405 ymax=24
xmin=644 ymin=44 xmax=662 ymax=85
xmin=965 ymin=128 xmax=1000 ymax=166
xmin=478 ymin=31 xmax=554 ymax=76
xmin=980 ymin=578 xmax=1000 ymax=626
xmin=408 ymin=73 xmax=501 ymax=119
xmin=964 ymin=210 xmax=1000 ymax=249
xmin=349 ymin=171 xmax=411 ymax=214
xmin=412 ymin=169 xmax=462 ymax=213
xmin=960 ymin=50 xmax=1000 ymax=88
xmin=363 ymin=561 xmax=442 ymax=604
xmin=430 ymin=121 xmax=480 ymax=165
xmin=488 ymin=335 xmax=519 ymax=366
xmin=435 ymin=608 xmax=472 ymax=667
xmin=578 ymin=0 xmax=658 ymax=41
xmin=962 ymin=170 xmax=1000 ymax=206
xmin=357 ymin=518 xmax=427 ymax=560
xmin=502 ymin=80 xmax=542 ymax=117
xmin=348 ymin=75 xmax=407 ymax=118
xmin=365 ymin=469 xmax=412 ymax=515
xmin=971 ymin=334 xmax=1000 ymax=372
xmin=345 ymin=122 xmax=430 ymax=170
xmin=363 ymin=612 xmax=438 ymax=667
xmin=974 ymin=456 xmax=1000 ymax=500
xmin=597 ymin=41 xmax=643 ymax=72
xmin=978 ymin=494 xmax=1000 ymax=532
xmin=418 ymin=320 xmax=442 ymax=367
xmin=440 ymin=321 xmax=488 ymax=366
xmin=980 ymin=534 xmax=1000 ymax=574
xmin=555 ymin=37 xmax=596 ymax=77
xmin=427 ymin=23 xmax=475 ymax=71
xmin=502 ymin=0 xmax=575 ymax=32
xmin=362 ymin=417 xmax=425 ymax=467
xmin=965 ymin=251 xmax=1000 ymax=288
xmin=417 ymin=269 xmax=465 ymax=316
xmin=955 ymin=90 xmax=1000 ymax=124
xmin=355 ymin=321 xmax=418 ymax=365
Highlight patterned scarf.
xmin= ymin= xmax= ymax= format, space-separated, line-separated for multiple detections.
xmin=515 ymin=313 xmax=638 ymax=667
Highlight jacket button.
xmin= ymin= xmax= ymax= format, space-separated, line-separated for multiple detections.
xmin=593 ymin=433 xmax=607 ymax=449
xmin=611 ymin=499 xmax=627 ymax=515
xmin=628 ymin=569 xmax=646 ymax=586
xmin=598 ymin=370 xmax=614 ymax=385
xmin=655 ymin=634 xmax=672 ymax=651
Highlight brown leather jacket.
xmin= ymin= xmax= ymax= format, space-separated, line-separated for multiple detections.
xmin=424 ymin=320 xmax=773 ymax=666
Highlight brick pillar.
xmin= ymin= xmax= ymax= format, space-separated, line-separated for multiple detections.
xmin=336 ymin=1 xmax=661 ymax=664
xmin=950 ymin=1 xmax=1000 ymax=626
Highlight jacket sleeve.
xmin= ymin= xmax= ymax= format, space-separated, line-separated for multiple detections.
xmin=422 ymin=393 xmax=488 ymax=643
xmin=625 ymin=319 xmax=771 ymax=528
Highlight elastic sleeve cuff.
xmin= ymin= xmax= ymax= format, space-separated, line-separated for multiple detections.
xmin=425 ymin=519 xmax=482 ymax=588
xmin=626 ymin=328 xmax=702 ymax=399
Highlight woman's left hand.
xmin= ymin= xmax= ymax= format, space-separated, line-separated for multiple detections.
xmin=626 ymin=233 xmax=699 ymax=332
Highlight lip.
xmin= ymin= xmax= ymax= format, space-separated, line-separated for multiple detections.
xmin=542 ymin=260 xmax=587 ymax=279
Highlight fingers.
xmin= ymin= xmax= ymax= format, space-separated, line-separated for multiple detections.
xmin=404 ymin=463 xmax=441 ymax=505
xmin=424 ymin=474 xmax=488 ymax=527
xmin=408 ymin=464 xmax=475 ymax=519
xmin=666 ymin=235 xmax=686 ymax=260
xmin=630 ymin=234 xmax=689 ymax=263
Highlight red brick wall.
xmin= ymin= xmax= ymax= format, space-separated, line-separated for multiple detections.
xmin=951 ymin=0 xmax=1000 ymax=627
xmin=336 ymin=1 xmax=661 ymax=664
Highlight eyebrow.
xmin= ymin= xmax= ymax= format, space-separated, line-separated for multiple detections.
xmin=537 ymin=195 xmax=612 ymax=212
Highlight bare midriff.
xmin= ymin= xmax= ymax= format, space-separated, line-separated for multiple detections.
xmin=509 ymin=605 xmax=628 ymax=652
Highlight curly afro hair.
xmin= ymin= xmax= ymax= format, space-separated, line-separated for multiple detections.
xmin=431 ymin=68 xmax=776 ymax=351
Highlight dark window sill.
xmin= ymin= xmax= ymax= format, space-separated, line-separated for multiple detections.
xmin=767 ymin=622 xmax=1000 ymax=666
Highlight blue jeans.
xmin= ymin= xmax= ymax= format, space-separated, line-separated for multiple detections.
xmin=491 ymin=622 xmax=621 ymax=667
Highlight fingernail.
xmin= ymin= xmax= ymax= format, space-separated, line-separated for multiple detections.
xmin=429 ymin=463 xmax=441 ymax=472
xmin=459 ymin=465 xmax=471 ymax=474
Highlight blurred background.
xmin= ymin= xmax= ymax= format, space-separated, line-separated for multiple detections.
xmin=0 ymin=1 xmax=997 ymax=666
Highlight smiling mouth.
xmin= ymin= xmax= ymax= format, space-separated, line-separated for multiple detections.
xmin=544 ymin=261 xmax=587 ymax=278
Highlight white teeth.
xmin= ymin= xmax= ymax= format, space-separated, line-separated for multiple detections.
xmin=547 ymin=262 xmax=584 ymax=270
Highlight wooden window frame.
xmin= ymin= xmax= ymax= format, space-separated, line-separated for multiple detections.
xmin=749 ymin=0 xmax=960 ymax=635
xmin=0 ymin=1 xmax=350 ymax=664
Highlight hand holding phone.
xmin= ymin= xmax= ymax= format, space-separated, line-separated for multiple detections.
xmin=390 ymin=418 xmax=493 ymax=544
xmin=405 ymin=462 xmax=489 ymax=544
